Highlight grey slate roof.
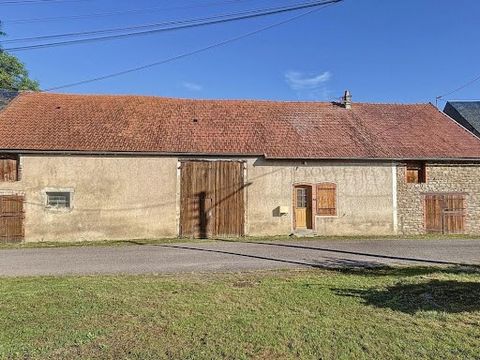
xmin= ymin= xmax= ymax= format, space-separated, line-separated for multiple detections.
xmin=444 ymin=101 xmax=480 ymax=137
xmin=0 ymin=90 xmax=19 ymax=111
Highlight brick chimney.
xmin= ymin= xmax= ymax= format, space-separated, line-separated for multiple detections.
xmin=343 ymin=90 xmax=352 ymax=109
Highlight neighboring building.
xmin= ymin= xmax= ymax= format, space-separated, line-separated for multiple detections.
xmin=444 ymin=101 xmax=480 ymax=138
xmin=0 ymin=90 xmax=19 ymax=111
xmin=2 ymin=90 xmax=480 ymax=243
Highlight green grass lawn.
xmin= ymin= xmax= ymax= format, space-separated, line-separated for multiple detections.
xmin=1 ymin=267 xmax=480 ymax=359
xmin=0 ymin=237 xmax=200 ymax=250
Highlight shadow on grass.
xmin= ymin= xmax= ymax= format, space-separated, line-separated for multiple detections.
xmin=333 ymin=279 xmax=480 ymax=314
xmin=321 ymin=259 xmax=480 ymax=277
xmin=160 ymin=242 xmax=480 ymax=313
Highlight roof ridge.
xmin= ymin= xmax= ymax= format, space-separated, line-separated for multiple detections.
xmin=31 ymin=91 xmax=432 ymax=106
xmin=36 ymin=92 xmax=332 ymax=104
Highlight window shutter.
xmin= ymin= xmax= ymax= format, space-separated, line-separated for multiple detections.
xmin=406 ymin=168 xmax=419 ymax=183
xmin=0 ymin=155 xmax=18 ymax=182
xmin=316 ymin=183 xmax=336 ymax=216
xmin=406 ymin=162 xmax=426 ymax=183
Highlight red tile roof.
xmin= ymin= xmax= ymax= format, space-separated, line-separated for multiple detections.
xmin=1 ymin=92 xmax=480 ymax=159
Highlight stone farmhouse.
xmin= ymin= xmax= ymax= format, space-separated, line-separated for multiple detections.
xmin=1 ymin=90 xmax=480 ymax=242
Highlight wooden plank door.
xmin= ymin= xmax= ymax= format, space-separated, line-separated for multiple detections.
xmin=180 ymin=161 xmax=214 ymax=238
xmin=443 ymin=194 xmax=465 ymax=234
xmin=212 ymin=161 xmax=245 ymax=237
xmin=294 ymin=186 xmax=312 ymax=229
xmin=424 ymin=194 xmax=465 ymax=234
xmin=424 ymin=194 xmax=443 ymax=233
xmin=180 ymin=161 xmax=244 ymax=238
xmin=0 ymin=195 xmax=25 ymax=243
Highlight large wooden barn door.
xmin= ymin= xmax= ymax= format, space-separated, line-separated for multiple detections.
xmin=180 ymin=161 xmax=244 ymax=238
xmin=424 ymin=194 xmax=465 ymax=234
xmin=0 ymin=195 xmax=25 ymax=243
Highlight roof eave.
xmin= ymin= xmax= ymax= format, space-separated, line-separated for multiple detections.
xmin=264 ymin=155 xmax=480 ymax=161
xmin=0 ymin=149 xmax=265 ymax=158
xmin=2 ymin=149 xmax=480 ymax=161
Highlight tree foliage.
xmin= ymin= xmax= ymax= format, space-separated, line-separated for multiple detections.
xmin=0 ymin=22 xmax=40 ymax=91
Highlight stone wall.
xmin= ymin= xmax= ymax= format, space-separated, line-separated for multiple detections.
xmin=397 ymin=163 xmax=480 ymax=234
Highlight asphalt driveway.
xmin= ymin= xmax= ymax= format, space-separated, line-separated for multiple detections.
xmin=0 ymin=238 xmax=479 ymax=276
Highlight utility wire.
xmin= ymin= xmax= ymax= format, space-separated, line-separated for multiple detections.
xmin=436 ymin=73 xmax=480 ymax=101
xmin=0 ymin=0 xmax=89 ymax=5
xmin=3 ymin=0 xmax=255 ymax=24
xmin=44 ymin=0 xmax=340 ymax=91
xmin=4 ymin=0 xmax=341 ymax=51
xmin=4 ymin=1 xmax=313 ymax=43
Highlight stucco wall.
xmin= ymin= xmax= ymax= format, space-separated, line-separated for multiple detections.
xmin=246 ymin=159 xmax=395 ymax=236
xmin=0 ymin=155 xmax=178 ymax=242
xmin=397 ymin=163 xmax=480 ymax=234
xmin=0 ymin=155 xmax=396 ymax=242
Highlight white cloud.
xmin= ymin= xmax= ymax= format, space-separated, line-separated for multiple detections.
xmin=284 ymin=70 xmax=333 ymax=100
xmin=181 ymin=81 xmax=203 ymax=92
xmin=284 ymin=71 xmax=331 ymax=91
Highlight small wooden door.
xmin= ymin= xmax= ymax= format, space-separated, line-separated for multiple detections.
xmin=0 ymin=195 xmax=25 ymax=243
xmin=180 ymin=161 xmax=245 ymax=238
xmin=294 ymin=186 xmax=312 ymax=229
xmin=424 ymin=195 xmax=443 ymax=233
xmin=425 ymin=194 xmax=465 ymax=234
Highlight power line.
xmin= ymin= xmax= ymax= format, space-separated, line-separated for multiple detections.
xmin=0 ymin=0 xmax=89 ymax=5
xmin=4 ymin=1 xmax=304 ymax=43
xmin=3 ymin=0 xmax=341 ymax=51
xmin=437 ymin=98 xmax=480 ymax=103
xmin=2 ymin=0 xmax=255 ymax=24
xmin=436 ymin=73 xmax=480 ymax=102
xmin=4 ymin=0 xmax=332 ymax=44
xmin=44 ymin=0 xmax=341 ymax=91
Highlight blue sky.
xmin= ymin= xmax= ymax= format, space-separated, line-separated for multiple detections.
xmin=1 ymin=0 xmax=479 ymax=104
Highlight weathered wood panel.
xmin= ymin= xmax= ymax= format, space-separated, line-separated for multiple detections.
xmin=317 ymin=183 xmax=336 ymax=216
xmin=406 ymin=168 xmax=419 ymax=184
xmin=180 ymin=161 xmax=244 ymax=238
xmin=424 ymin=194 xmax=443 ymax=233
xmin=406 ymin=162 xmax=426 ymax=184
xmin=0 ymin=195 xmax=24 ymax=243
xmin=443 ymin=194 xmax=465 ymax=234
xmin=424 ymin=193 xmax=465 ymax=234
xmin=0 ymin=155 xmax=18 ymax=182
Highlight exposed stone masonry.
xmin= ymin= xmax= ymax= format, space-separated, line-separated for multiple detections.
xmin=397 ymin=163 xmax=480 ymax=234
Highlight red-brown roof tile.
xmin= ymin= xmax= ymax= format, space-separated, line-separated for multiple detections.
xmin=1 ymin=92 xmax=480 ymax=159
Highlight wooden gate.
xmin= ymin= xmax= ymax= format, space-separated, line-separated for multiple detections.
xmin=180 ymin=161 xmax=245 ymax=238
xmin=424 ymin=194 xmax=465 ymax=234
xmin=0 ymin=195 xmax=25 ymax=243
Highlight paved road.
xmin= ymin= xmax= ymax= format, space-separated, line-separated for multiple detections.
xmin=0 ymin=238 xmax=479 ymax=276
